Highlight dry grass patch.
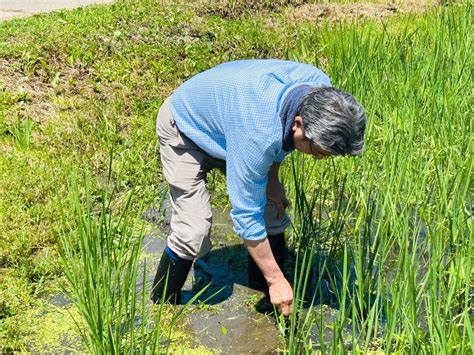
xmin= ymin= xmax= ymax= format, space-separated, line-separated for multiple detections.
xmin=0 ymin=56 xmax=107 ymax=125
xmin=0 ymin=58 xmax=55 ymax=121
xmin=285 ymin=2 xmax=436 ymax=23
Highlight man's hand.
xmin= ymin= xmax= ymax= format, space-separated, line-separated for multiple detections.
xmin=267 ymin=163 xmax=289 ymax=219
xmin=244 ymin=238 xmax=293 ymax=316
xmin=268 ymin=274 xmax=293 ymax=316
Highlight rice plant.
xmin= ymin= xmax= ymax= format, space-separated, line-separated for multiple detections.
xmin=58 ymin=154 xmax=209 ymax=353
xmin=278 ymin=3 xmax=473 ymax=353
xmin=58 ymin=173 xmax=158 ymax=352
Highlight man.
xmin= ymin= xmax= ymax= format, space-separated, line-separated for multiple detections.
xmin=152 ymin=59 xmax=366 ymax=316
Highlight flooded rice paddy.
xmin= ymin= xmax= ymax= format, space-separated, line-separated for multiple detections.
xmin=42 ymin=185 xmax=448 ymax=354
xmin=43 ymin=203 xmax=438 ymax=353
xmin=140 ymin=207 xmax=281 ymax=352
xmin=139 ymin=205 xmax=353 ymax=353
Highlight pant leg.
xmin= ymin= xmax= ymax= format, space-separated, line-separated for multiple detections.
xmin=264 ymin=199 xmax=291 ymax=236
xmin=156 ymin=96 xmax=212 ymax=260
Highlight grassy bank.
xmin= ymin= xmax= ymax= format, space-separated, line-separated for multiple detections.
xmin=0 ymin=0 xmax=472 ymax=352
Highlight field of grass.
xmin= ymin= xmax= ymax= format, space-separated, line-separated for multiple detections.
xmin=0 ymin=0 xmax=472 ymax=352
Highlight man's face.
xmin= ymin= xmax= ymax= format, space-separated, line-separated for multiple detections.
xmin=306 ymin=138 xmax=332 ymax=160
xmin=292 ymin=116 xmax=332 ymax=160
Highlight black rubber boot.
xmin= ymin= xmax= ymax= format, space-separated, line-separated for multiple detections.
xmin=248 ymin=233 xmax=287 ymax=292
xmin=151 ymin=246 xmax=193 ymax=305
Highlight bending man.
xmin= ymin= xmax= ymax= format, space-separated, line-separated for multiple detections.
xmin=152 ymin=59 xmax=366 ymax=316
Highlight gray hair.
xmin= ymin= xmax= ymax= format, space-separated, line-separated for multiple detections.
xmin=299 ymin=87 xmax=366 ymax=156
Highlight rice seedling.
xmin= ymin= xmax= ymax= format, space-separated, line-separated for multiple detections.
xmin=58 ymin=172 xmax=157 ymax=352
xmin=278 ymin=3 xmax=473 ymax=353
xmin=57 ymin=153 xmax=211 ymax=353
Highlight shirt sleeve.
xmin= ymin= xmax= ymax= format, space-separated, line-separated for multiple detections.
xmin=225 ymin=133 xmax=278 ymax=240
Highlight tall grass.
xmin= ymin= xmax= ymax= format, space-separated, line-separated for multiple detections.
xmin=279 ymin=3 xmax=473 ymax=353
xmin=59 ymin=171 xmax=163 ymax=353
xmin=58 ymin=156 xmax=206 ymax=353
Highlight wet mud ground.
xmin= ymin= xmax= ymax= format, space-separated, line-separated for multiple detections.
xmin=140 ymin=206 xmax=351 ymax=353
xmin=140 ymin=208 xmax=282 ymax=353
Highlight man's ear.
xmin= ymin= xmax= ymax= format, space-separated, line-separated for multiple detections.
xmin=292 ymin=115 xmax=303 ymax=131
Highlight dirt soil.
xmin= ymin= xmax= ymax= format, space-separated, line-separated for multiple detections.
xmin=286 ymin=2 xmax=436 ymax=23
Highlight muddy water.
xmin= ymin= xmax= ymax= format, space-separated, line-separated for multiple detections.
xmin=184 ymin=285 xmax=280 ymax=353
xmin=46 ymin=203 xmax=354 ymax=353
xmin=141 ymin=207 xmax=281 ymax=353
xmin=141 ymin=204 xmax=360 ymax=352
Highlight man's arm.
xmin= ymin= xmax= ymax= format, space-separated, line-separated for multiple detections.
xmin=223 ymin=134 xmax=292 ymax=313
xmin=244 ymin=238 xmax=293 ymax=316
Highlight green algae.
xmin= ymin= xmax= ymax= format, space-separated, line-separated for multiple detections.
xmin=26 ymin=304 xmax=84 ymax=353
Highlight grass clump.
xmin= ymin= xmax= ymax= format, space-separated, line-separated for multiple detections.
xmin=57 ymin=151 xmax=214 ymax=353
xmin=58 ymin=159 xmax=207 ymax=353
xmin=58 ymin=172 xmax=156 ymax=353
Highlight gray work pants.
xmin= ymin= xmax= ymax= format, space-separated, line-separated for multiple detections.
xmin=156 ymin=96 xmax=291 ymax=260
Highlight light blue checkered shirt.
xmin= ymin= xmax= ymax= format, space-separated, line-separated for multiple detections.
xmin=171 ymin=59 xmax=331 ymax=240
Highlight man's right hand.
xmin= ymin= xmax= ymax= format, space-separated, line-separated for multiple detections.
xmin=244 ymin=238 xmax=293 ymax=316
xmin=268 ymin=275 xmax=293 ymax=316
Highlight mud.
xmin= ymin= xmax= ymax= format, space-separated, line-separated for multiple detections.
xmin=140 ymin=207 xmax=282 ymax=353
xmin=185 ymin=285 xmax=281 ymax=353
xmin=140 ymin=203 xmax=358 ymax=353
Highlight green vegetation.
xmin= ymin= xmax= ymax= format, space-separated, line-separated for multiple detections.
xmin=59 ymin=171 xmax=160 ymax=353
xmin=0 ymin=0 xmax=471 ymax=353
xmin=58 ymin=163 xmax=211 ymax=353
xmin=278 ymin=4 xmax=473 ymax=352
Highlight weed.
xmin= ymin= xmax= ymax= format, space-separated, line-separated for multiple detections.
xmin=11 ymin=115 xmax=32 ymax=149
xmin=277 ymin=3 xmax=473 ymax=352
